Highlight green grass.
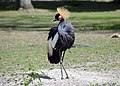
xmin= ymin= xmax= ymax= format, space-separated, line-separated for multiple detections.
xmin=0 ymin=10 xmax=55 ymax=30
xmin=65 ymin=31 xmax=120 ymax=70
xmin=89 ymin=82 xmax=117 ymax=86
xmin=0 ymin=31 xmax=48 ymax=73
xmin=0 ymin=10 xmax=120 ymax=31
xmin=71 ymin=11 xmax=120 ymax=30
xmin=0 ymin=10 xmax=120 ymax=75
xmin=0 ymin=30 xmax=120 ymax=75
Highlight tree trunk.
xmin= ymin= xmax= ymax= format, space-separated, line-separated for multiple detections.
xmin=18 ymin=0 xmax=34 ymax=10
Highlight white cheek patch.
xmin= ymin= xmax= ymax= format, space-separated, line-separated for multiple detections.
xmin=59 ymin=16 xmax=62 ymax=19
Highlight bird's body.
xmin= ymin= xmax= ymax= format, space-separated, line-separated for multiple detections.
xmin=47 ymin=7 xmax=75 ymax=79
xmin=47 ymin=20 xmax=75 ymax=64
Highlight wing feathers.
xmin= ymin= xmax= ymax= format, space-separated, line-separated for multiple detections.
xmin=48 ymin=32 xmax=59 ymax=56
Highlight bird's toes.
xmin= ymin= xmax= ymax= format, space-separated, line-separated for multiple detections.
xmin=61 ymin=77 xmax=64 ymax=79
xmin=65 ymin=77 xmax=69 ymax=79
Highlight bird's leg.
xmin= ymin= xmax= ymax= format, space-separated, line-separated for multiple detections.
xmin=60 ymin=62 xmax=63 ymax=79
xmin=61 ymin=51 xmax=69 ymax=79
xmin=61 ymin=63 xmax=69 ymax=79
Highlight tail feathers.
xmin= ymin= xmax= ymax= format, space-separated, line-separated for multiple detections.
xmin=48 ymin=49 xmax=61 ymax=64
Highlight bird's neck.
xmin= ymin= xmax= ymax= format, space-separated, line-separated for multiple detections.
xmin=59 ymin=19 xmax=64 ymax=24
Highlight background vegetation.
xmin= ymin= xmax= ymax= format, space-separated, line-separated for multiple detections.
xmin=0 ymin=10 xmax=120 ymax=31
xmin=0 ymin=9 xmax=120 ymax=73
xmin=0 ymin=1 xmax=120 ymax=31
xmin=0 ymin=1 xmax=120 ymax=85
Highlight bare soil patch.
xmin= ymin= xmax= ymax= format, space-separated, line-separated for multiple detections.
xmin=0 ymin=68 xmax=120 ymax=86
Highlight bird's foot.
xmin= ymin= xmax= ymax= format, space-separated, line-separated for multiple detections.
xmin=61 ymin=77 xmax=63 ymax=79
xmin=65 ymin=76 xmax=69 ymax=79
xmin=61 ymin=77 xmax=69 ymax=79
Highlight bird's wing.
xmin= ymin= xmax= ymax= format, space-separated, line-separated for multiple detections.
xmin=58 ymin=21 xmax=75 ymax=48
xmin=58 ymin=21 xmax=75 ymax=35
xmin=47 ymin=27 xmax=59 ymax=56
xmin=47 ymin=27 xmax=61 ymax=64
xmin=47 ymin=27 xmax=58 ymax=41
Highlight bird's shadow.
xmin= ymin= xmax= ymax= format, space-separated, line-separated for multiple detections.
xmin=27 ymin=72 xmax=53 ymax=80
xmin=37 ymin=75 xmax=52 ymax=80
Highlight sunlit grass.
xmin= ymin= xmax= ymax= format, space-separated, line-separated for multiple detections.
xmin=0 ymin=30 xmax=120 ymax=74
xmin=0 ymin=10 xmax=120 ymax=30
xmin=71 ymin=11 xmax=120 ymax=29
xmin=0 ymin=10 xmax=120 ymax=74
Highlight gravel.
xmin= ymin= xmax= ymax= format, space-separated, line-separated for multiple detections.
xmin=1 ymin=68 xmax=119 ymax=86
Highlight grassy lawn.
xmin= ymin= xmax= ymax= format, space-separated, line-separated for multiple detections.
xmin=0 ymin=10 xmax=120 ymax=75
xmin=0 ymin=30 xmax=120 ymax=75
xmin=0 ymin=10 xmax=120 ymax=31
xmin=0 ymin=31 xmax=48 ymax=73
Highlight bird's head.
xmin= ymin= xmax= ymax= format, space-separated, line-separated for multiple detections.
xmin=52 ymin=13 xmax=64 ymax=22
xmin=52 ymin=7 xmax=70 ymax=22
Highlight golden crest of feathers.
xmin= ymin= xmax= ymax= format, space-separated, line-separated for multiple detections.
xmin=57 ymin=7 xmax=70 ymax=19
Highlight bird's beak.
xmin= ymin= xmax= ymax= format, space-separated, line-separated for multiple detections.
xmin=52 ymin=19 xmax=57 ymax=22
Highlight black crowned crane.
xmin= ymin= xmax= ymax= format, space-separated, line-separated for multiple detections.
xmin=47 ymin=7 xmax=75 ymax=79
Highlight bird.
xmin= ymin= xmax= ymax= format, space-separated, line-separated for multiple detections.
xmin=110 ymin=33 xmax=120 ymax=38
xmin=47 ymin=7 xmax=75 ymax=79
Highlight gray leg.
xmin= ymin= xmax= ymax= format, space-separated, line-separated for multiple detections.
xmin=60 ymin=62 xmax=63 ymax=79
xmin=61 ymin=63 xmax=69 ymax=79
xmin=60 ymin=51 xmax=69 ymax=79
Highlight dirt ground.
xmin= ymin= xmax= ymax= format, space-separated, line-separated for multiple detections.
xmin=0 ymin=68 xmax=120 ymax=86
xmin=41 ymin=68 xmax=120 ymax=86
